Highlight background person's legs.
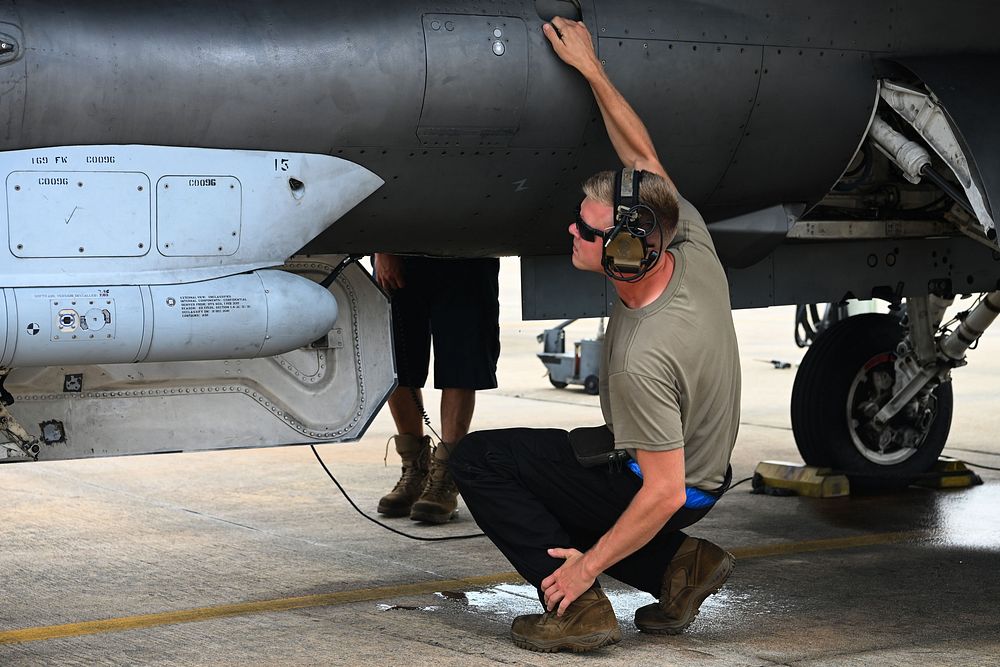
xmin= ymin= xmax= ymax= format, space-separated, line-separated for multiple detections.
xmin=410 ymin=258 xmax=500 ymax=524
xmin=440 ymin=387 xmax=474 ymax=451
xmin=377 ymin=387 xmax=432 ymax=516
xmin=409 ymin=387 xmax=474 ymax=523
xmin=387 ymin=386 xmax=425 ymax=439
xmin=377 ymin=257 xmax=434 ymax=517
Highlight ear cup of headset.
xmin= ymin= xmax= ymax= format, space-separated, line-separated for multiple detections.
xmin=603 ymin=232 xmax=647 ymax=273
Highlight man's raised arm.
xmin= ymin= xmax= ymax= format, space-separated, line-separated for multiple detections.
xmin=543 ymin=17 xmax=676 ymax=191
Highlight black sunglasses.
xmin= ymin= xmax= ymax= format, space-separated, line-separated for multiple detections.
xmin=575 ymin=205 xmax=607 ymax=243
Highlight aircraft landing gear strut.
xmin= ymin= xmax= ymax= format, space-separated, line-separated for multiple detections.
xmin=791 ymin=291 xmax=1000 ymax=486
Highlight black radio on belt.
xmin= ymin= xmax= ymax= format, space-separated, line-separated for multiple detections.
xmin=568 ymin=425 xmax=628 ymax=469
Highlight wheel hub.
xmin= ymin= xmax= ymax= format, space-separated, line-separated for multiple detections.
xmin=846 ymin=352 xmax=937 ymax=465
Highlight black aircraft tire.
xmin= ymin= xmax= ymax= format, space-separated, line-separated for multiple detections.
xmin=790 ymin=313 xmax=953 ymax=487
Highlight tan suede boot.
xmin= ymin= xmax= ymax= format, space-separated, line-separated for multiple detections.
xmin=634 ymin=536 xmax=735 ymax=634
xmin=376 ymin=434 xmax=431 ymax=517
xmin=409 ymin=442 xmax=458 ymax=524
xmin=510 ymin=586 xmax=621 ymax=653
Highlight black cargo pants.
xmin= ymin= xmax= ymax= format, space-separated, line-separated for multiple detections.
xmin=450 ymin=427 xmax=716 ymax=597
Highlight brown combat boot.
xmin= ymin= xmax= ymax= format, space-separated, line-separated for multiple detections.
xmin=409 ymin=442 xmax=459 ymax=524
xmin=510 ymin=586 xmax=621 ymax=653
xmin=634 ymin=536 xmax=735 ymax=634
xmin=376 ymin=434 xmax=431 ymax=517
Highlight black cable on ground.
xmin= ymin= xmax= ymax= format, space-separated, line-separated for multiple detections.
xmin=831 ymin=468 xmax=978 ymax=480
xmin=729 ymin=476 xmax=754 ymax=490
xmin=959 ymin=460 xmax=1000 ymax=472
xmin=310 ymin=445 xmax=486 ymax=542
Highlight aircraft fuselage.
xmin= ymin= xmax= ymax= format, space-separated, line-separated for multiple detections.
xmin=0 ymin=0 xmax=994 ymax=259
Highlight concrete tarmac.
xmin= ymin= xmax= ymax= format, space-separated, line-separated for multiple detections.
xmin=2 ymin=259 xmax=999 ymax=666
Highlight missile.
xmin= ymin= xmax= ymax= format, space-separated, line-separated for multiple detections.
xmin=0 ymin=271 xmax=338 ymax=367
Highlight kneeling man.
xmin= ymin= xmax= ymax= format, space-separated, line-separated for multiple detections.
xmin=450 ymin=17 xmax=741 ymax=653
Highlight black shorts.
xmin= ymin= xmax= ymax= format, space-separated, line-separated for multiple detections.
xmin=388 ymin=257 xmax=500 ymax=390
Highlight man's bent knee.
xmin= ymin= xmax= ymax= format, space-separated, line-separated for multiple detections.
xmin=449 ymin=428 xmax=528 ymax=482
xmin=449 ymin=431 xmax=488 ymax=477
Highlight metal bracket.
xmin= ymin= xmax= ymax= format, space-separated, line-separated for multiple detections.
xmin=786 ymin=219 xmax=955 ymax=240
xmin=903 ymin=295 xmax=945 ymax=367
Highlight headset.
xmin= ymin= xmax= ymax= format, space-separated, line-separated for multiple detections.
xmin=601 ymin=168 xmax=662 ymax=282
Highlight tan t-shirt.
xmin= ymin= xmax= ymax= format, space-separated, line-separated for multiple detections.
xmin=599 ymin=197 xmax=741 ymax=490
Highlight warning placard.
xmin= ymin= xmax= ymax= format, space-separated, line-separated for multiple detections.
xmin=179 ymin=295 xmax=251 ymax=318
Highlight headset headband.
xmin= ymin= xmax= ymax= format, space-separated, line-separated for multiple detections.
xmin=614 ymin=168 xmax=643 ymax=219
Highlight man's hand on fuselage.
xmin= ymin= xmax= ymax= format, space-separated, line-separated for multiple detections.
xmin=373 ymin=252 xmax=405 ymax=291
xmin=542 ymin=17 xmax=602 ymax=80
xmin=543 ymin=17 xmax=676 ymax=192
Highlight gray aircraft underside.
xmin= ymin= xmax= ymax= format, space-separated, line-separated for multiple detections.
xmin=0 ymin=0 xmax=996 ymax=485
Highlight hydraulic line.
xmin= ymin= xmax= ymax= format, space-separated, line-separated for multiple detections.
xmin=869 ymin=116 xmax=976 ymax=218
xmin=920 ymin=165 xmax=976 ymax=218
xmin=940 ymin=291 xmax=1000 ymax=361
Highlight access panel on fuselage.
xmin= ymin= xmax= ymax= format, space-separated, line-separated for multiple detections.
xmin=419 ymin=14 xmax=528 ymax=147
xmin=707 ymin=46 xmax=877 ymax=217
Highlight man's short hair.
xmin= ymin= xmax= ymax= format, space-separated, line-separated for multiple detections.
xmin=581 ymin=170 xmax=680 ymax=243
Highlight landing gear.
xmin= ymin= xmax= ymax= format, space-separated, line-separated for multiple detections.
xmin=791 ymin=313 xmax=953 ymax=486
xmin=0 ymin=369 xmax=42 ymax=461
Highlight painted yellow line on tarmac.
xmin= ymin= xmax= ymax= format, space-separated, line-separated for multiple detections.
xmin=0 ymin=573 xmax=520 ymax=645
xmin=730 ymin=530 xmax=925 ymax=560
xmin=0 ymin=530 xmax=928 ymax=645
